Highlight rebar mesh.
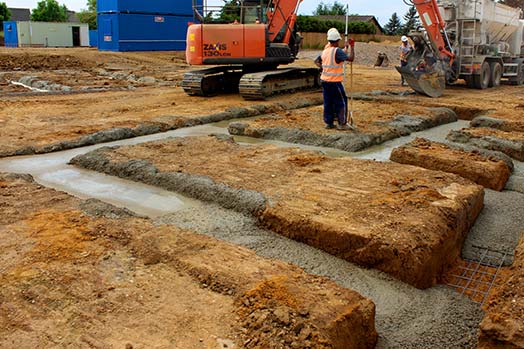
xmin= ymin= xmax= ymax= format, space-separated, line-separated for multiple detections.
xmin=447 ymin=245 xmax=511 ymax=305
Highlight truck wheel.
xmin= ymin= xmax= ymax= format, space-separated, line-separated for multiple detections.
xmin=474 ymin=61 xmax=491 ymax=89
xmin=509 ymin=63 xmax=524 ymax=85
xmin=489 ymin=62 xmax=502 ymax=87
xmin=516 ymin=63 xmax=524 ymax=85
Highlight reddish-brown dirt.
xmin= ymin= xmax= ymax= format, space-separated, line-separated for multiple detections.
xmin=0 ymin=173 xmax=377 ymax=349
xmin=80 ymin=136 xmax=485 ymax=289
xmin=390 ymin=138 xmax=511 ymax=191
xmin=2 ymin=47 xmax=524 ymax=157
xmin=241 ymin=99 xmax=436 ymax=135
xmin=479 ymin=236 xmax=524 ymax=348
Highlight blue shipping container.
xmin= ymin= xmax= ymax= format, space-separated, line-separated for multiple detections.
xmin=3 ymin=21 xmax=19 ymax=48
xmin=98 ymin=0 xmax=196 ymax=15
xmin=89 ymin=30 xmax=98 ymax=47
xmin=98 ymin=13 xmax=190 ymax=51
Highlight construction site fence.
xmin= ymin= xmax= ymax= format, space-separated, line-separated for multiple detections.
xmin=301 ymin=32 xmax=402 ymax=49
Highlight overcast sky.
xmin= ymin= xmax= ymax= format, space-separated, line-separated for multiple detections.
xmin=4 ymin=0 xmax=410 ymax=26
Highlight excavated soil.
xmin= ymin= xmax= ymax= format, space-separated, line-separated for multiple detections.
xmin=390 ymin=138 xmax=511 ymax=191
xmin=0 ymin=91 xmax=321 ymax=157
xmin=2 ymin=46 xmax=523 ymax=159
xmin=479 ymin=236 xmax=524 ymax=348
xmin=228 ymin=101 xmax=457 ymax=152
xmin=0 ymin=172 xmax=377 ymax=349
xmin=71 ymin=136 xmax=485 ymax=289
xmin=447 ymin=127 xmax=524 ymax=161
xmin=0 ymin=48 xmax=188 ymax=93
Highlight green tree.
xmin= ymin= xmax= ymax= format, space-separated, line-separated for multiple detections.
xmin=383 ymin=12 xmax=402 ymax=35
xmin=0 ymin=2 xmax=11 ymax=22
xmin=313 ymin=1 xmax=347 ymax=16
xmin=218 ymin=0 xmax=240 ymax=23
xmin=31 ymin=0 xmax=68 ymax=22
xmin=401 ymin=6 xmax=420 ymax=35
xmin=78 ymin=0 xmax=97 ymax=29
xmin=296 ymin=15 xmax=375 ymax=35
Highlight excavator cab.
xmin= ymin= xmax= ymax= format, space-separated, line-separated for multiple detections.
xmin=241 ymin=0 xmax=266 ymax=24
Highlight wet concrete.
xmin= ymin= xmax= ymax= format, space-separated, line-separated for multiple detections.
xmin=229 ymin=108 xmax=458 ymax=153
xmin=0 ymin=124 xmax=227 ymax=217
xmin=2 ymin=114 xmax=523 ymax=262
xmin=506 ymin=160 xmax=524 ymax=193
xmin=1 ymin=107 xmax=521 ymax=348
xmin=352 ymin=120 xmax=470 ymax=161
xmin=156 ymin=203 xmax=484 ymax=349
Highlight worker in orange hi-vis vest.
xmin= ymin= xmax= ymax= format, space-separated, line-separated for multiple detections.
xmin=315 ymin=28 xmax=355 ymax=130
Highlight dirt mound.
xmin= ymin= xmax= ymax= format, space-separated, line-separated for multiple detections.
xmin=0 ymin=53 xmax=95 ymax=70
xmin=391 ymin=138 xmax=511 ymax=191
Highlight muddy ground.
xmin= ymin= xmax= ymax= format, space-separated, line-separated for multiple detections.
xmin=1 ymin=46 xmax=524 ymax=348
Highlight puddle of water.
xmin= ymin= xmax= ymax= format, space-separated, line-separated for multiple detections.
xmin=37 ymin=168 xmax=193 ymax=218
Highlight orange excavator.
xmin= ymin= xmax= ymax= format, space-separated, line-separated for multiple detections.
xmin=183 ymin=0 xmax=319 ymax=100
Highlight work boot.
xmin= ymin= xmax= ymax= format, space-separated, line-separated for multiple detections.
xmin=337 ymin=124 xmax=354 ymax=131
xmin=325 ymin=124 xmax=335 ymax=129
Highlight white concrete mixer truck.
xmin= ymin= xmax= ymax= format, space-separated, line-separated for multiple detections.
xmin=398 ymin=0 xmax=524 ymax=97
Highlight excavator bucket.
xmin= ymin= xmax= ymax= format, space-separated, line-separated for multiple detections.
xmin=396 ymin=63 xmax=446 ymax=98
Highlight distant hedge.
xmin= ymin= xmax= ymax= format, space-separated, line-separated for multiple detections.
xmin=296 ymin=16 xmax=376 ymax=35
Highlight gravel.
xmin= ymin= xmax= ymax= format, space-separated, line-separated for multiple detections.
xmin=155 ymin=203 xmax=484 ymax=349
xmin=462 ymin=189 xmax=524 ymax=265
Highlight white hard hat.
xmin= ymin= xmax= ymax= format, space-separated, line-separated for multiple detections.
xmin=327 ymin=28 xmax=342 ymax=41
xmin=401 ymin=35 xmax=409 ymax=42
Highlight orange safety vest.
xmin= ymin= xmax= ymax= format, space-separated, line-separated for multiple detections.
xmin=321 ymin=46 xmax=344 ymax=82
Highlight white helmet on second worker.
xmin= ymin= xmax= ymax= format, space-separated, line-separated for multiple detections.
xmin=327 ymin=28 xmax=342 ymax=42
xmin=401 ymin=35 xmax=409 ymax=43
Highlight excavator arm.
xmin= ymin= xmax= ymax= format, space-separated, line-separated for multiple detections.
xmin=266 ymin=0 xmax=302 ymax=44
xmin=397 ymin=0 xmax=455 ymax=97
xmin=414 ymin=0 xmax=454 ymax=62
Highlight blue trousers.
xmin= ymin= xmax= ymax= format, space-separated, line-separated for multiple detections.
xmin=322 ymin=81 xmax=348 ymax=126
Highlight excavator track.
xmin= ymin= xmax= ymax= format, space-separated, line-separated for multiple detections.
xmin=182 ymin=66 xmax=244 ymax=96
xmin=238 ymin=68 xmax=320 ymax=100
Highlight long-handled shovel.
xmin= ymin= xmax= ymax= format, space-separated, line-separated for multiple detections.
xmin=344 ymin=2 xmax=355 ymax=127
